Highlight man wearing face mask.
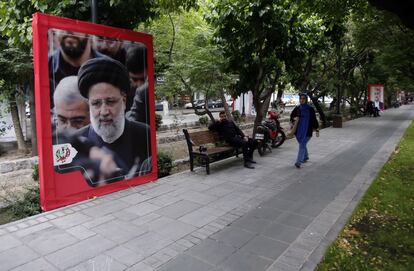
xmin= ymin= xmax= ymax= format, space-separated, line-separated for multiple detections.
xmin=48 ymin=30 xmax=104 ymax=107
xmin=72 ymin=57 xmax=151 ymax=185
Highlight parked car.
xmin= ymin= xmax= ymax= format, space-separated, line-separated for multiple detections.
xmin=155 ymin=102 xmax=163 ymax=111
xmin=214 ymin=100 xmax=224 ymax=108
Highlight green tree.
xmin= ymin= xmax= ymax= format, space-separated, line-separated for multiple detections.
xmin=207 ymin=0 xmax=327 ymax=130
xmin=0 ymin=40 xmax=33 ymax=152
xmin=141 ymin=10 xmax=235 ymax=122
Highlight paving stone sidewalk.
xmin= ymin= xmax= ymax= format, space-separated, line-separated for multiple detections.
xmin=0 ymin=105 xmax=413 ymax=271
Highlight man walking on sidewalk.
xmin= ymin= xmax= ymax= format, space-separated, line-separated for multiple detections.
xmin=290 ymin=93 xmax=319 ymax=168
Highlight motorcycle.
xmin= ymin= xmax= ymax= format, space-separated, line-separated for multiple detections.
xmin=254 ymin=110 xmax=286 ymax=156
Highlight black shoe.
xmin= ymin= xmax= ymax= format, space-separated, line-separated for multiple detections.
xmin=244 ymin=163 xmax=255 ymax=169
xmin=247 ymin=159 xmax=257 ymax=164
xmin=294 ymin=163 xmax=301 ymax=169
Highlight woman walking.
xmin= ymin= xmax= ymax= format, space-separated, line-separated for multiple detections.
xmin=290 ymin=94 xmax=319 ymax=168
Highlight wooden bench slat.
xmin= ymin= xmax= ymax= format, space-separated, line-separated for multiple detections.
xmin=190 ymin=130 xmax=222 ymax=145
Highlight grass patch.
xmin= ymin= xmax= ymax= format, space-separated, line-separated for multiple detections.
xmin=317 ymin=121 xmax=414 ymax=270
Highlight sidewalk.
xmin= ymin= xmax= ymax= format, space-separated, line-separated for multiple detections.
xmin=0 ymin=105 xmax=413 ymax=271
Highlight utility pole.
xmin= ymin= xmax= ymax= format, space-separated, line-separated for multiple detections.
xmin=91 ymin=0 xmax=97 ymax=23
xmin=241 ymin=93 xmax=246 ymax=117
xmin=333 ymin=41 xmax=343 ymax=128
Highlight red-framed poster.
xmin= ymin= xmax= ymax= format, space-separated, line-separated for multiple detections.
xmin=368 ymin=84 xmax=385 ymax=111
xmin=32 ymin=13 xmax=158 ymax=211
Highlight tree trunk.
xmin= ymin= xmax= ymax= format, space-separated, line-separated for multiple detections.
xmin=168 ymin=13 xmax=176 ymax=63
xmin=252 ymin=97 xmax=264 ymax=137
xmin=29 ymin=80 xmax=38 ymax=156
xmin=219 ymin=88 xmax=233 ymax=121
xmin=308 ymin=92 xmax=328 ymax=128
xmin=9 ymin=99 xmax=27 ymax=152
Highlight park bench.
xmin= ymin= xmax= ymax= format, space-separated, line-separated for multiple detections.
xmin=183 ymin=129 xmax=240 ymax=174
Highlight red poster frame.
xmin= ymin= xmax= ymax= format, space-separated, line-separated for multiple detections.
xmin=32 ymin=13 xmax=158 ymax=211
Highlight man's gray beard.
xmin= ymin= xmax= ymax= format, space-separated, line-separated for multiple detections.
xmin=91 ymin=107 xmax=125 ymax=144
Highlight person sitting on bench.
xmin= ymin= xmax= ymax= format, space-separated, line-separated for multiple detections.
xmin=209 ymin=111 xmax=257 ymax=169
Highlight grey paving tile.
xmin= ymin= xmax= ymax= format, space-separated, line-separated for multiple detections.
xmin=155 ymin=200 xmax=202 ymax=219
xmin=179 ymin=191 xmax=218 ymax=205
xmin=104 ymin=245 xmax=144 ymax=267
xmin=92 ymin=220 xmax=148 ymax=243
xmin=248 ymin=206 xmax=283 ymax=221
xmin=218 ymin=250 xmax=272 ymax=271
xmin=147 ymin=194 xmax=182 ymax=207
xmin=124 ymin=231 xmax=175 ymax=258
xmin=126 ymin=262 xmax=154 ymax=271
xmin=240 ymin=235 xmax=289 ymax=260
xmin=51 ymin=212 xmax=92 ymax=229
xmin=274 ymin=212 xmax=314 ymax=229
xmin=81 ymin=214 xmax=116 ymax=229
xmin=0 ymin=234 xmax=22 ymax=253
xmin=22 ymin=227 xmax=79 ymax=255
xmin=187 ymin=238 xmax=236 ymax=266
xmin=0 ymin=245 xmax=39 ymax=271
xmin=67 ymin=225 xmax=96 ymax=240
xmin=122 ymin=202 xmax=161 ymax=216
xmin=13 ymin=222 xmax=54 ymax=238
xmin=210 ymin=226 xmax=255 ymax=249
xmin=66 ymin=254 xmax=126 ymax=271
xmin=81 ymin=200 xmax=130 ymax=218
xmin=231 ymin=214 xmax=273 ymax=233
xmin=146 ymin=217 xmax=196 ymax=241
xmin=45 ymin=235 xmax=116 ymax=270
xmin=260 ymin=197 xmax=299 ymax=211
xmin=263 ymin=222 xmax=304 ymax=243
xmin=119 ymin=193 xmax=153 ymax=205
xmin=179 ymin=208 xmax=219 ymax=228
xmin=158 ymin=254 xmax=214 ymax=271
xmin=132 ymin=213 xmax=161 ymax=226
xmin=10 ymin=257 xmax=58 ymax=271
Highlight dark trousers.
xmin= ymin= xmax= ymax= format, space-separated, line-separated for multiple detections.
xmin=227 ymin=137 xmax=257 ymax=162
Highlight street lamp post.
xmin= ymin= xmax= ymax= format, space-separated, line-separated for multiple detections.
xmin=91 ymin=0 xmax=97 ymax=23
xmin=241 ymin=92 xmax=246 ymax=117
xmin=333 ymin=41 xmax=343 ymax=128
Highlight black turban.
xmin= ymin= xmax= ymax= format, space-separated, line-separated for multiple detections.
xmin=78 ymin=57 xmax=130 ymax=98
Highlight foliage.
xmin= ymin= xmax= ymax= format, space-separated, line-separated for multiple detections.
xmin=198 ymin=116 xmax=209 ymax=126
xmin=155 ymin=113 xmax=163 ymax=130
xmin=140 ymin=10 xmax=235 ymax=122
xmin=317 ymin=121 xmax=414 ymax=270
xmin=231 ymin=110 xmax=241 ymax=122
xmin=32 ymin=163 xmax=39 ymax=182
xmin=0 ymin=0 xmax=197 ymax=48
xmin=0 ymin=164 xmax=41 ymax=223
xmin=206 ymin=0 xmax=334 ymax=131
xmin=157 ymin=151 xmax=173 ymax=178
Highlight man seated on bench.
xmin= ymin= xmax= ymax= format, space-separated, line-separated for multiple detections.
xmin=209 ymin=111 xmax=257 ymax=169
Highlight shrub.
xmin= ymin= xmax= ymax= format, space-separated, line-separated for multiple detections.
xmin=198 ymin=116 xmax=209 ymax=126
xmin=8 ymin=184 xmax=41 ymax=219
xmin=0 ymin=163 xmax=42 ymax=222
xmin=155 ymin=114 xmax=163 ymax=130
xmin=231 ymin=110 xmax=241 ymax=122
xmin=32 ymin=164 xmax=39 ymax=182
xmin=157 ymin=151 xmax=173 ymax=178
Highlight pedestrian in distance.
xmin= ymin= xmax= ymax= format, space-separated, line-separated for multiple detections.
xmin=290 ymin=93 xmax=319 ymax=168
